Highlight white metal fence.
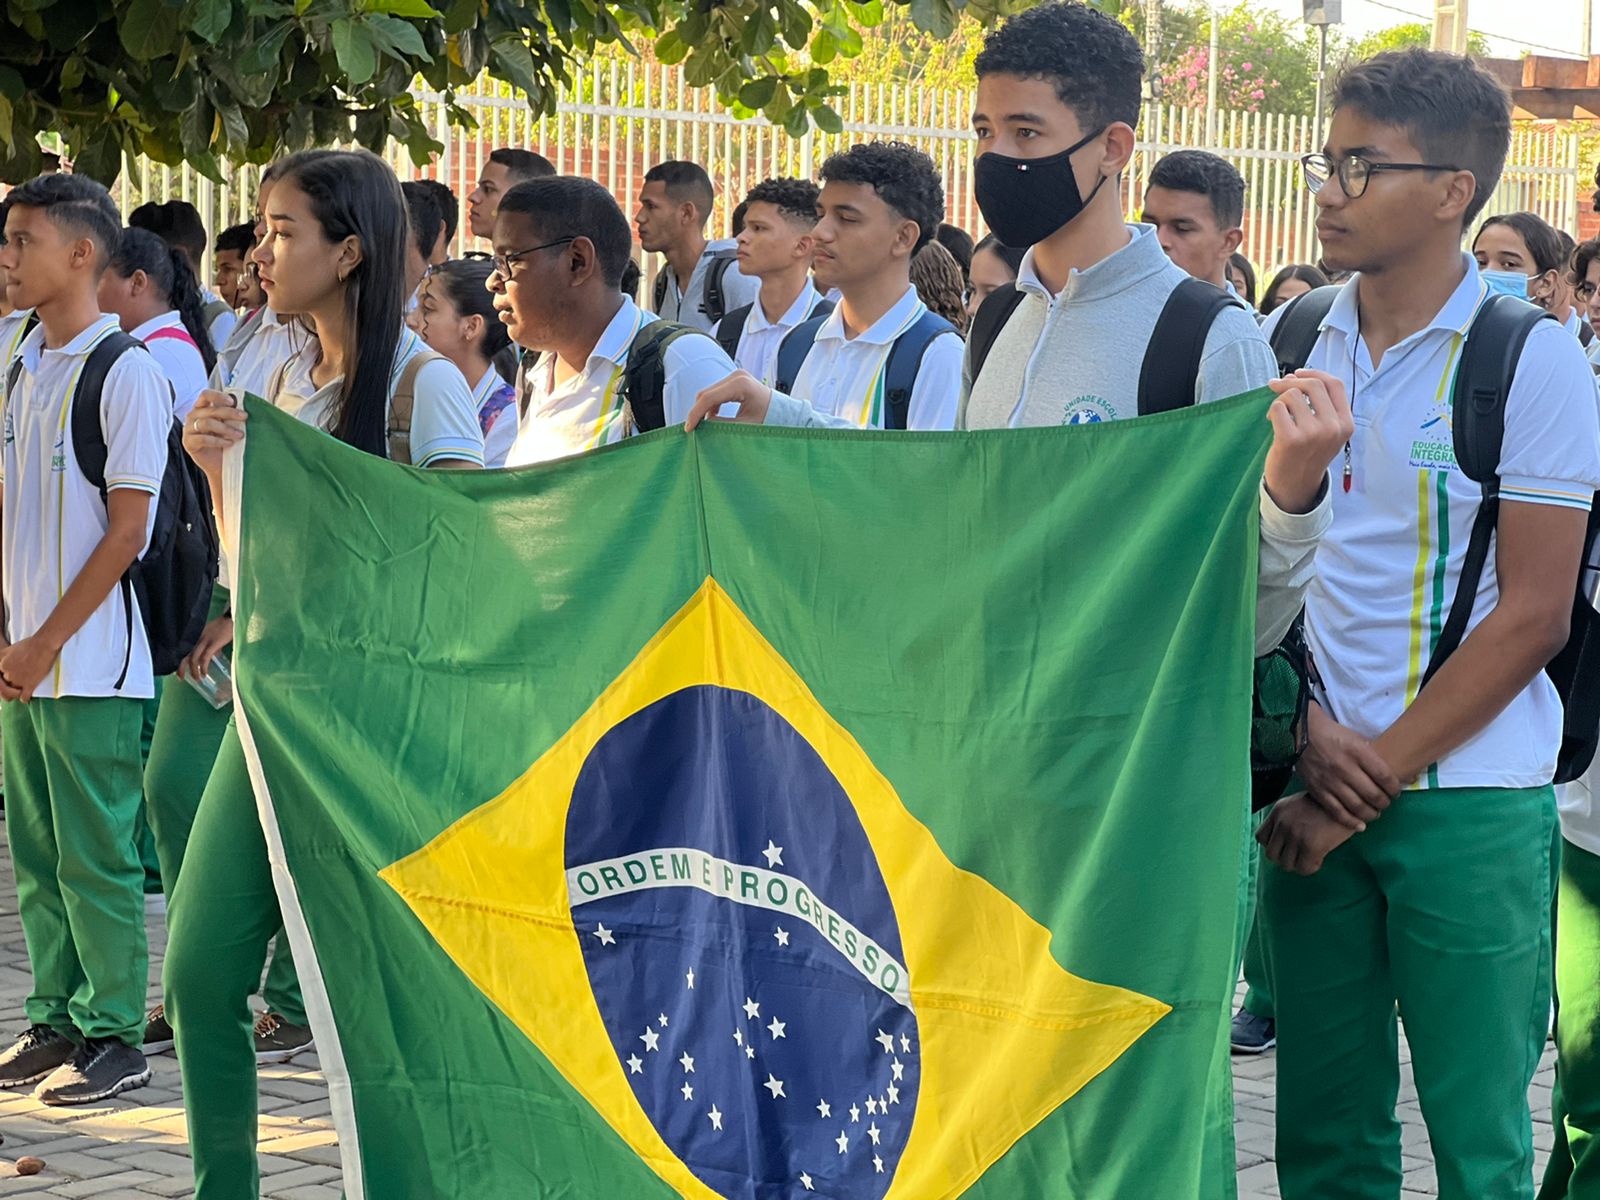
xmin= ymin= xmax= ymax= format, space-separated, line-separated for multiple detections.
xmin=112 ymin=60 xmax=1585 ymax=287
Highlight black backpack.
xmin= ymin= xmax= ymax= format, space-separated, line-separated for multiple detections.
xmin=772 ymin=309 xmax=957 ymax=430
xmin=620 ymin=320 xmax=719 ymax=433
xmin=967 ymin=277 xmax=1243 ymax=414
xmin=714 ymin=297 xmax=837 ymax=362
xmin=653 ymin=248 xmax=738 ymax=326
xmin=6 ymin=331 xmax=218 ymax=687
xmin=1271 ymin=284 xmax=1600 ymax=785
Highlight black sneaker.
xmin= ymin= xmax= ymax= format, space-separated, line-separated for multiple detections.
xmin=35 ymin=1039 xmax=150 ymax=1105
xmin=0 ymin=1025 xmax=75 ymax=1088
xmin=254 ymin=1011 xmax=313 ymax=1064
xmin=143 ymin=1005 xmax=174 ymax=1055
xmin=1230 ymin=1008 xmax=1277 ymax=1054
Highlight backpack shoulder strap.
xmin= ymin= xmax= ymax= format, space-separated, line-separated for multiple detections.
xmin=1450 ymin=293 xmax=1550 ymax=484
xmin=621 ymin=320 xmax=707 ymax=433
xmin=967 ymin=284 xmax=1027 ymax=388
xmin=882 ymin=309 xmax=958 ymax=430
xmin=705 ymin=252 xmax=736 ymax=324
xmin=1137 ymin=278 xmax=1241 ymax=416
xmin=1267 ymin=285 xmax=1343 ymax=376
xmin=70 ymin=330 xmax=145 ymax=497
xmin=202 ymin=297 xmax=231 ymax=327
xmin=144 ymin=327 xmax=200 ymax=350
xmin=774 ymin=314 xmax=830 ymax=395
xmin=652 ymin=267 xmax=670 ymax=314
xmin=388 ymin=347 xmax=447 ymax=464
xmin=812 ymin=297 xmax=836 ymax=322
xmin=1420 ymin=293 xmax=1553 ymax=688
xmin=716 ymin=304 xmax=752 ymax=360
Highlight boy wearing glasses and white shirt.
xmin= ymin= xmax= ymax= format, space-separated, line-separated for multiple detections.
xmin=491 ymin=178 xmax=739 ymax=465
xmin=1256 ymin=51 xmax=1600 ymax=1199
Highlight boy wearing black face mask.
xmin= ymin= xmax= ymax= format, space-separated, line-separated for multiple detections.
xmin=961 ymin=1 xmax=1344 ymax=658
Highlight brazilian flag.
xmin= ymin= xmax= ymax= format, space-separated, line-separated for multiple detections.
xmin=225 ymin=392 xmax=1271 ymax=1198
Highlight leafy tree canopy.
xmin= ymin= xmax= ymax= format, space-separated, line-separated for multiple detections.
xmin=0 ymin=0 xmax=1024 ymax=183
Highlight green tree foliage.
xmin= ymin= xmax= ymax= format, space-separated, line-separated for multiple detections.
xmin=1165 ymin=4 xmax=1320 ymax=113
xmin=1347 ymin=21 xmax=1490 ymax=60
xmin=0 ymin=0 xmax=1022 ymax=183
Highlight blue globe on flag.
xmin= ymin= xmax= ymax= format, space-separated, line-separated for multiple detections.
xmin=566 ymin=685 xmax=920 ymax=1198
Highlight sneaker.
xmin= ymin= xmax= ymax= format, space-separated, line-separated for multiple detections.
xmin=143 ymin=1005 xmax=174 ymax=1055
xmin=0 ymin=1025 xmax=75 ymax=1088
xmin=35 ymin=1039 xmax=149 ymax=1105
xmin=254 ymin=1012 xmax=313 ymax=1064
xmin=1230 ymin=1009 xmax=1277 ymax=1054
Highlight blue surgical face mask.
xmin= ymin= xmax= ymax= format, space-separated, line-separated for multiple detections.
xmin=1481 ymin=268 xmax=1530 ymax=300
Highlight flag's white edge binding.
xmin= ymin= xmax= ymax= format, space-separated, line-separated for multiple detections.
xmin=223 ymin=431 xmax=368 ymax=1200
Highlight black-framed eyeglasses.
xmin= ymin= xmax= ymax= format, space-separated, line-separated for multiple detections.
xmin=490 ymin=237 xmax=576 ymax=281
xmin=1300 ymin=153 xmax=1465 ymax=200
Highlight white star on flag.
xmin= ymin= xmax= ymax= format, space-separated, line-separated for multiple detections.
xmin=593 ymin=924 xmax=616 ymax=946
xmin=887 ymin=1084 xmax=900 ymax=1105
xmin=640 ymin=1027 xmax=660 ymax=1052
xmin=816 ymin=1099 xmax=831 ymax=1118
xmin=901 ymin=1033 xmax=912 ymax=1052
xmin=774 ymin=926 xmax=790 ymax=947
xmin=734 ymin=1028 xmax=744 ymax=1047
xmin=768 ymin=1017 xmax=787 ymax=1040
xmin=743 ymin=997 xmax=761 ymax=1019
xmin=764 ymin=1074 xmax=786 ymax=1099
xmin=679 ymin=1052 xmax=695 ymax=1074
xmin=658 ymin=1013 xmax=669 ymax=1028
xmin=874 ymin=1029 xmax=895 ymax=1054
xmin=892 ymin=1058 xmax=904 ymax=1081
xmin=874 ymin=1154 xmax=885 ymax=1174
xmin=800 ymin=1173 xmax=814 ymax=1191
xmin=686 ymin=969 xmax=695 ymax=989
xmin=866 ymin=1097 xmax=878 ymax=1115
xmin=681 ymin=1082 xmax=694 ymax=1100
xmin=836 ymin=1131 xmax=849 ymax=1154
xmin=868 ymin=1122 xmax=881 ymax=1145
xmin=626 ymin=1055 xmax=643 ymax=1074
xmin=849 ymin=1104 xmax=860 ymax=1122
xmin=708 ymin=1105 xmax=723 ymax=1131
xmin=762 ymin=840 xmax=784 ymax=867
xmin=745 ymin=1045 xmax=755 ymax=1059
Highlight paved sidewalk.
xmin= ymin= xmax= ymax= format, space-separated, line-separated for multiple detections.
xmin=0 ymin=822 xmax=1558 ymax=1195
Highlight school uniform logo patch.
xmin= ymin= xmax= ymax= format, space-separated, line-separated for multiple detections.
xmin=381 ymin=580 xmax=1169 ymax=1199
xmin=1408 ymin=401 xmax=1458 ymax=471
xmin=1063 ymin=397 xmax=1114 ymax=425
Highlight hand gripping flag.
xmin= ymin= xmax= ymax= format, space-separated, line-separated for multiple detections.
xmin=223 ymin=393 xmax=1272 ymax=1199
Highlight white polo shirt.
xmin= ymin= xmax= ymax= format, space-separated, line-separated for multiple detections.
xmin=0 ymin=317 xmax=171 ymax=699
xmin=655 ymin=240 xmax=762 ymax=334
xmin=506 ymin=296 xmax=738 ymax=466
xmin=784 ymin=285 xmax=963 ymax=430
xmin=1264 ymin=257 xmax=1600 ymax=790
xmin=734 ymin=284 xmax=827 ymax=387
xmin=131 ymin=311 xmax=207 ymax=420
xmin=272 ymin=328 xmax=484 ymax=467
xmin=213 ymin=306 xmax=311 ymax=400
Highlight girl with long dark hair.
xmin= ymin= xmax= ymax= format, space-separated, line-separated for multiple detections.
xmin=414 ymin=257 xmax=520 ymax=466
xmin=98 ymin=226 xmax=217 ymax=416
xmin=172 ymin=148 xmax=483 ymax=1200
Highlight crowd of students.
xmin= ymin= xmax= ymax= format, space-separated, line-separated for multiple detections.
xmin=0 ymin=2 xmax=1599 ymax=1197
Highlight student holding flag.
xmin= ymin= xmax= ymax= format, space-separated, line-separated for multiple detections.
xmin=173 ymin=148 xmax=483 ymax=1199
